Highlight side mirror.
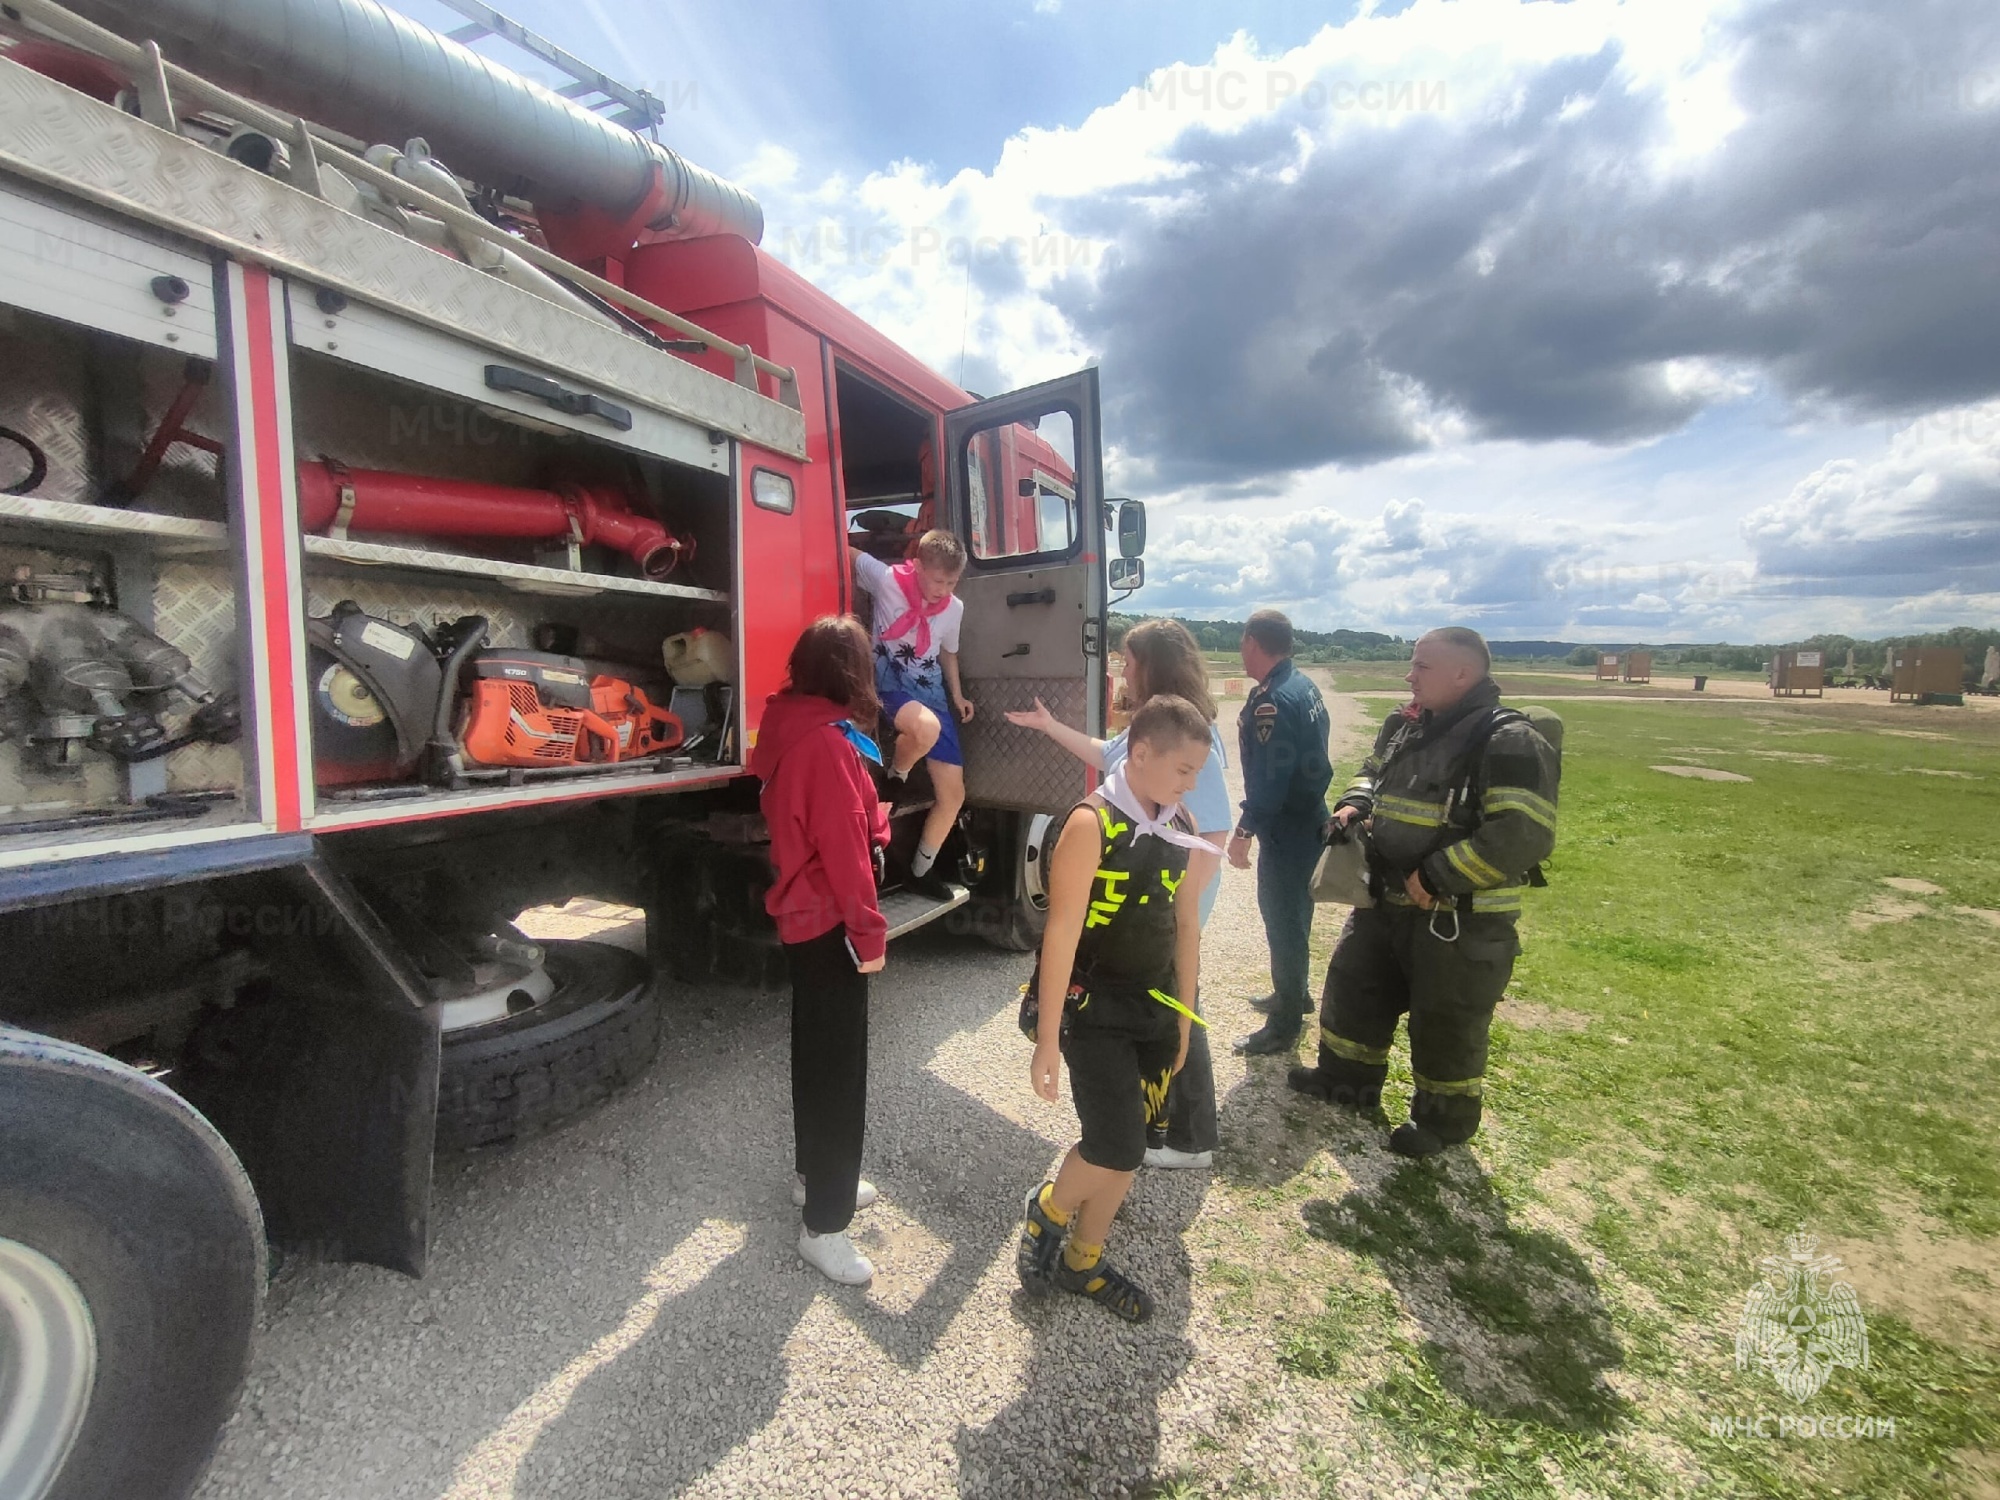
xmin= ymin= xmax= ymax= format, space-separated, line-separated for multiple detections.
xmin=1117 ymin=500 xmax=1146 ymax=559
xmin=1109 ymin=557 xmax=1144 ymax=592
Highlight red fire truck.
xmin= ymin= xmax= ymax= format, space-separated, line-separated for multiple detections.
xmin=0 ymin=1 xmax=1147 ymax=1494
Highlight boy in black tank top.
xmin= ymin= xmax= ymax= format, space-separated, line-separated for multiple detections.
xmin=1016 ymin=695 xmax=1215 ymax=1321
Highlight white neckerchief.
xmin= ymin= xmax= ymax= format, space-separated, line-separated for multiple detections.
xmin=1098 ymin=767 xmax=1213 ymax=854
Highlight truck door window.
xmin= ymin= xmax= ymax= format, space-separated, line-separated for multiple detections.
xmin=961 ymin=407 xmax=1078 ymax=563
xmin=834 ymin=364 xmax=935 ymax=563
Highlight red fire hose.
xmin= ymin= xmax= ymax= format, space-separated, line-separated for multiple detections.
xmin=295 ymin=460 xmax=691 ymax=579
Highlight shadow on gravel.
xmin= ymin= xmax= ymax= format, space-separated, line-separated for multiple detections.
xmin=199 ymin=920 xmax=1201 ymax=1500
xmin=1210 ymin=1047 xmax=1382 ymax=1189
xmin=491 ymin=930 xmax=1068 ymax=1495
xmin=507 ymin=1228 xmax=820 ymax=1498
xmin=952 ymin=1168 xmax=1203 ymax=1500
xmin=1300 ymin=1152 xmax=1629 ymax=1433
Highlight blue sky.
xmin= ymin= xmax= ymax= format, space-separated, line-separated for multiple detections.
xmin=394 ymin=0 xmax=2000 ymax=642
xmin=400 ymin=0 xmax=1363 ymax=182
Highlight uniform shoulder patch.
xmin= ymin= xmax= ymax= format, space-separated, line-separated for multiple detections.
xmin=1253 ymin=702 xmax=1279 ymax=717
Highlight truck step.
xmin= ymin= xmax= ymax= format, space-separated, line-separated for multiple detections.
xmin=880 ymin=883 xmax=970 ymax=939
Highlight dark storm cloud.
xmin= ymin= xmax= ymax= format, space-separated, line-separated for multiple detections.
xmin=1056 ymin=0 xmax=2000 ymax=489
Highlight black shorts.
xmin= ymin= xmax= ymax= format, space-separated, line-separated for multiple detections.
xmin=1066 ymin=1009 xmax=1180 ymax=1173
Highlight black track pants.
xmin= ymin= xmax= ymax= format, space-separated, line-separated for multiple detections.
xmin=1160 ymin=993 xmax=1218 ymax=1153
xmin=786 ymin=926 xmax=870 ymax=1234
xmin=1314 ymin=905 xmax=1516 ymax=1143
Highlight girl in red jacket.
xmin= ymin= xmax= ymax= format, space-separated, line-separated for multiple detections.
xmin=749 ymin=616 xmax=891 ymax=1285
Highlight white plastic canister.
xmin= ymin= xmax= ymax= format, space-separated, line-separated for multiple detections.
xmin=662 ymin=627 xmax=734 ymax=684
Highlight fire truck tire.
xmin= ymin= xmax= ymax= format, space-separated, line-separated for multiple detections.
xmin=0 ymin=1026 xmax=264 ymax=1500
xmin=979 ymin=811 xmax=1054 ymax=953
xmin=435 ymin=940 xmax=659 ymax=1151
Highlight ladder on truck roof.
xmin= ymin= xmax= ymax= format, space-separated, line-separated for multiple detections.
xmin=425 ymin=0 xmax=665 ymax=134
xmin=0 ymin=0 xmax=804 ymax=453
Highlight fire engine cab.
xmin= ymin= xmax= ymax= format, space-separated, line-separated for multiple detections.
xmin=0 ymin=1 xmax=1148 ymax=1494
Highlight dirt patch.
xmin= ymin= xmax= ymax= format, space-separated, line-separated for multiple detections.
xmin=515 ymin=898 xmax=648 ymax=954
xmin=1882 ymin=729 xmax=1951 ymax=740
xmin=1909 ymin=768 xmax=1979 ymax=778
xmin=1651 ymin=764 xmax=1753 ymax=782
xmin=1743 ymin=749 xmax=1834 ymax=764
xmin=1532 ymin=1154 xmax=1710 ymax=1248
xmin=1499 ymin=998 xmax=1593 ymax=1032
xmin=1850 ymin=895 xmax=1930 ymax=930
xmin=1954 ymin=906 xmax=2000 ymax=929
xmin=1954 ymin=1449 xmax=2000 ymax=1500
xmin=1882 ymin=877 xmax=1946 ymax=895
xmin=1823 ymin=1216 xmax=2000 ymax=1353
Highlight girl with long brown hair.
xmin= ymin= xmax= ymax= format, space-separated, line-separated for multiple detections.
xmin=749 ymin=615 xmax=890 ymax=1284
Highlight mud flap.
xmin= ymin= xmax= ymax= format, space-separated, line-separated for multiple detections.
xmin=176 ymin=857 xmax=439 ymax=1275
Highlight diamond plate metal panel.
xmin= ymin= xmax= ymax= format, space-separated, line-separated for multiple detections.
xmin=0 ymin=495 xmax=225 ymax=544
xmin=304 ymin=577 xmax=534 ymax=648
xmin=0 ymin=300 xmax=228 ymax=525
xmin=960 ymin=675 xmax=1089 ymax=813
xmin=0 ymin=59 xmax=807 ymax=459
xmin=153 ymin=559 xmax=243 ymax=792
xmin=301 ymin=537 xmax=726 ymax=605
xmin=0 ymin=325 xmax=92 ymax=505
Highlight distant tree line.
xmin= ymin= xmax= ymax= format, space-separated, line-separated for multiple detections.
xmin=1559 ymin=626 xmax=2000 ymax=673
xmin=1107 ymin=613 xmax=1998 ymax=674
xmin=1107 ymin=614 xmax=1408 ymax=663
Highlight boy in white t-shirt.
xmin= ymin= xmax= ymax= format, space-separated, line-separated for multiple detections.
xmin=849 ymin=529 xmax=973 ymax=899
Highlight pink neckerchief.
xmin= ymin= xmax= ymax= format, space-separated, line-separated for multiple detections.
xmin=880 ymin=560 xmax=950 ymax=656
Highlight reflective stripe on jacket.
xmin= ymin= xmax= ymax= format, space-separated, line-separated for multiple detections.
xmin=1337 ymin=680 xmax=1558 ymax=915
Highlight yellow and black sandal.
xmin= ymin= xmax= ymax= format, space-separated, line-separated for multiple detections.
xmin=1052 ymin=1255 xmax=1154 ymax=1322
xmin=1016 ymin=1182 xmax=1067 ymax=1293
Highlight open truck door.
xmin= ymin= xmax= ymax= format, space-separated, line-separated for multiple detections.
xmin=945 ymin=369 xmax=1107 ymax=813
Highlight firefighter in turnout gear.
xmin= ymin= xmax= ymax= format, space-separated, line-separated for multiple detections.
xmin=1228 ymin=610 xmax=1334 ymax=1056
xmin=1288 ymin=627 xmax=1559 ymax=1157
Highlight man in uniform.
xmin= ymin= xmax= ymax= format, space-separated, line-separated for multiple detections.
xmin=1287 ymin=627 xmax=1559 ymax=1156
xmin=1229 ymin=610 xmax=1333 ymax=1056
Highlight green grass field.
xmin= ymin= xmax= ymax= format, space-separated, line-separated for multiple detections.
xmin=1319 ymin=662 xmax=1773 ymax=696
xmin=1250 ymin=696 xmax=2000 ymax=1498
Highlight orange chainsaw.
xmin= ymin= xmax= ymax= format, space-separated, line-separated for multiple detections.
xmin=457 ymin=651 xmax=682 ymax=768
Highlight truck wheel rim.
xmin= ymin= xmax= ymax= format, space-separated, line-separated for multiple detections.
xmin=0 ymin=1238 xmax=96 ymax=1500
xmin=1021 ymin=813 xmax=1055 ymax=911
xmin=438 ymin=960 xmax=557 ymax=1033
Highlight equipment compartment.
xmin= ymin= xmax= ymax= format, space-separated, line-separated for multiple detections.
xmin=300 ymin=569 xmax=736 ymax=807
xmin=288 ymin=350 xmax=732 ymax=597
xmin=0 ymin=301 xmax=250 ymax=860
xmin=286 ymin=345 xmax=742 ymax=819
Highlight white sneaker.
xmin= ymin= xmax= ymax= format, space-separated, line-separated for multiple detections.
xmin=792 ymin=1174 xmax=879 ymax=1210
xmin=1143 ymin=1146 xmax=1215 ymax=1170
xmin=798 ymin=1228 xmax=874 ymax=1285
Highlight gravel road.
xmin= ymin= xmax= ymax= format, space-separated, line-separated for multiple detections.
xmin=192 ymin=685 xmax=1399 ymax=1500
